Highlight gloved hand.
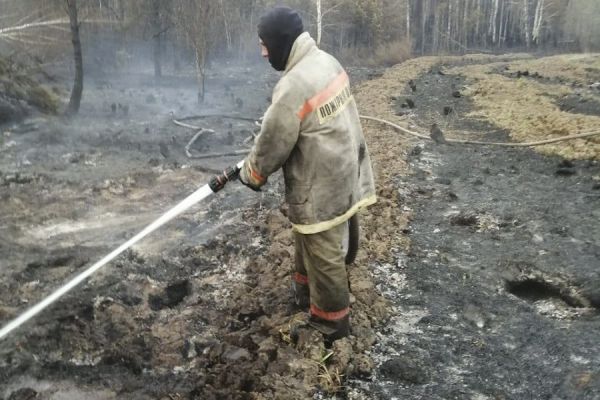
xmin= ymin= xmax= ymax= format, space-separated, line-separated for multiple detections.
xmin=239 ymin=161 xmax=264 ymax=191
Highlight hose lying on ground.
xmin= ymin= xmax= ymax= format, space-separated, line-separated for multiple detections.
xmin=359 ymin=115 xmax=600 ymax=147
xmin=173 ymin=117 xmax=254 ymax=160
xmin=177 ymin=114 xmax=599 ymax=149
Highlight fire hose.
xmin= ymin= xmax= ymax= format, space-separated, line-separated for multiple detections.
xmin=12 ymin=108 xmax=587 ymax=341
xmin=0 ymin=162 xmax=360 ymax=341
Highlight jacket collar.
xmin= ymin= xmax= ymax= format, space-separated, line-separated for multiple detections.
xmin=285 ymin=32 xmax=316 ymax=73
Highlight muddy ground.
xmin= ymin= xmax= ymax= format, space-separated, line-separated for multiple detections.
xmin=1 ymin=55 xmax=599 ymax=399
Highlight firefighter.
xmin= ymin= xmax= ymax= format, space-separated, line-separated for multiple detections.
xmin=239 ymin=6 xmax=376 ymax=342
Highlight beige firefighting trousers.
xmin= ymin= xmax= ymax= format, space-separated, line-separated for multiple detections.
xmin=293 ymin=220 xmax=349 ymax=321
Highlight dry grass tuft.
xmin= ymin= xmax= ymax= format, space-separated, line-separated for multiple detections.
xmin=314 ymin=350 xmax=344 ymax=392
xmin=507 ymin=53 xmax=600 ymax=84
xmin=450 ymin=55 xmax=600 ymax=160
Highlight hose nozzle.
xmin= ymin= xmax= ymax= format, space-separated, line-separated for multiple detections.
xmin=209 ymin=166 xmax=240 ymax=192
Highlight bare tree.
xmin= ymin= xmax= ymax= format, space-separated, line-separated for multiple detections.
xmin=564 ymin=0 xmax=600 ymax=51
xmin=151 ymin=0 xmax=162 ymax=78
xmin=462 ymin=0 xmax=469 ymax=48
xmin=498 ymin=0 xmax=506 ymax=46
xmin=491 ymin=0 xmax=499 ymax=44
xmin=475 ymin=0 xmax=481 ymax=47
xmin=65 ymin=0 xmax=83 ymax=116
xmin=532 ymin=0 xmax=545 ymax=44
xmin=0 ymin=1 xmax=69 ymax=47
xmin=405 ymin=0 xmax=411 ymax=43
xmin=316 ymin=0 xmax=322 ymax=47
xmin=421 ymin=0 xmax=429 ymax=54
xmin=2 ymin=0 xmax=599 ymax=78
xmin=523 ymin=0 xmax=532 ymax=47
xmin=432 ymin=0 xmax=440 ymax=52
xmin=219 ymin=0 xmax=232 ymax=52
xmin=175 ymin=0 xmax=214 ymax=103
xmin=312 ymin=0 xmax=345 ymax=49
xmin=447 ymin=0 xmax=453 ymax=51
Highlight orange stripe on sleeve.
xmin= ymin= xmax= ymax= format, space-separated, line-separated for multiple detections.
xmin=250 ymin=167 xmax=265 ymax=183
xmin=297 ymin=70 xmax=349 ymax=120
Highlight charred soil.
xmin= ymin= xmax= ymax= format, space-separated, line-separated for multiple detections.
xmin=349 ymin=56 xmax=600 ymax=399
xmin=1 ymin=55 xmax=600 ymax=400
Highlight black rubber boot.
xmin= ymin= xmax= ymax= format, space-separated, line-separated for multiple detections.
xmin=292 ymin=281 xmax=310 ymax=309
xmin=308 ymin=314 xmax=351 ymax=346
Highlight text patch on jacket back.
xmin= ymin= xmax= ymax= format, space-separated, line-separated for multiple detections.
xmin=298 ymin=71 xmax=354 ymax=124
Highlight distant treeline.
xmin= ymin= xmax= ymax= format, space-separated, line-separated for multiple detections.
xmin=0 ymin=0 xmax=598 ymax=97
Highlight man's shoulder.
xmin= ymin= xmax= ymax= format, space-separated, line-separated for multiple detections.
xmin=297 ymin=47 xmax=342 ymax=71
xmin=273 ymin=50 xmax=346 ymax=104
xmin=288 ymin=50 xmax=343 ymax=84
xmin=271 ymin=73 xmax=307 ymax=108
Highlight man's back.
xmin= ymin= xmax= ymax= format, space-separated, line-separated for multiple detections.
xmin=266 ymin=32 xmax=376 ymax=231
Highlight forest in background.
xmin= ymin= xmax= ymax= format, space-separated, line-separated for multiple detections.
xmin=0 ymin=0 xmax=599 ymax=108
xmin=2 ymin=1 xmax=600 ymax=65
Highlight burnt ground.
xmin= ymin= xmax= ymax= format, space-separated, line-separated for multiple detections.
xmin=348 ymin=63 xmax=600 ymax=399
xmin=0 ymin=56 xmax=599 ymax=400
xmin=0 ymin=63 xmax=389 ymax=399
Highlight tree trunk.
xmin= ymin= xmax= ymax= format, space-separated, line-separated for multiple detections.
xmin=316 ymin=0 xmax=322 ymax=47
xmin=503 ymin=5 xmax=511 ymax=46
xmin=475 ymin=0 xmax=481 ymax=47
xmin=447 ymin=0 xmax=452 ymax=51
xmin=462 ymin=0 xmax=470 ymax=49
xmin=532 ymin=0 xmax=544 ymax=44
xmin=220 ymin=0 xmax=232 ymax=51
xmin=421 ymin=0 xmax=428 ymax=54
xmin=195 ymin=47 xmax=205 ymax=103
xmin=119 ymin=0 xmax=125 ymax=21
xmin=152 ymin=0 xmax=162 ymax=78
xmin=406 ymin=0 xmax=411 ymax=42
xmin=499 ymin=0 xmax=506 ymax=46
xmin=523 ymin=0 xmax=532 ymax=47
xmin=491 ymin=0 xmax=499 ymax=44
xmin=66 ymin=0 xmax=83 ymax=116
xmin=432 ymin=0 xmax=439 ymax=52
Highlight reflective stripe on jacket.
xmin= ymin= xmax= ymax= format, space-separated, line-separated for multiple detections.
xmin=245 ymin=32 xmax=376 ymax=234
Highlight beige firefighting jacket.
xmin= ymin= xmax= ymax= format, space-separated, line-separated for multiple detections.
xmin=243 ymin=32 xmax=376 ymax=234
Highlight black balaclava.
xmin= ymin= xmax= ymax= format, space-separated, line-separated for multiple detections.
xmin=258 ymin=6 xmax=304 ymax=71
